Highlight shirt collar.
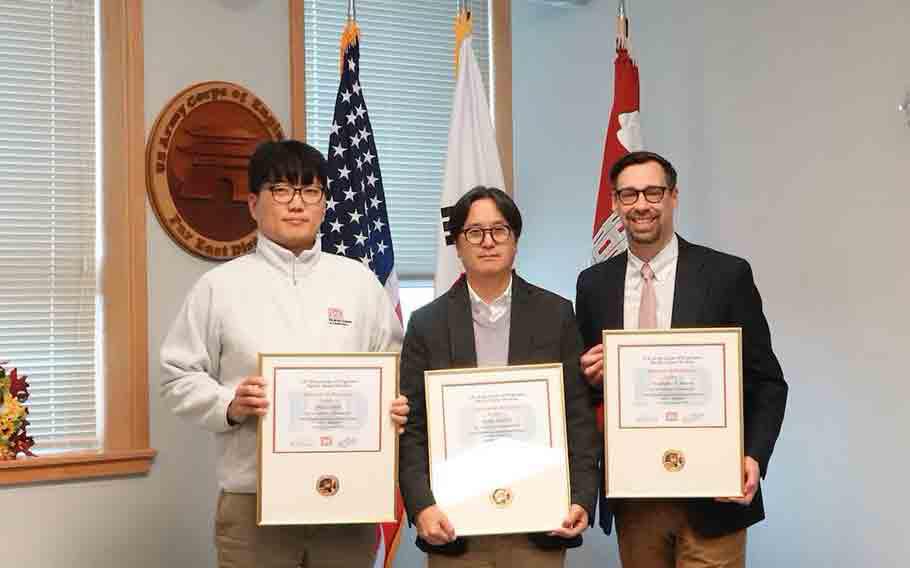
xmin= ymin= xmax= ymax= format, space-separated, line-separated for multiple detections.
xmin=467 ymin=276 xmax=513 ymax=325
xmin=255 ymin=232 xmax=322 ymax=281
xmin=627 ymin=234 xmax=679 ymax=281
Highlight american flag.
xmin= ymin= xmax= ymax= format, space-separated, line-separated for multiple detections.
xmin=319 ymin=25 xmax=404 ymax=568
xmin=321 ymin=30 xmax=401 ymax=321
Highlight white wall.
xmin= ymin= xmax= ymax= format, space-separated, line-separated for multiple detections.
xmin=514 ymin=1 xmax=910 ymax=567
xmin=145 ymin=0 xmax=292 ymax=566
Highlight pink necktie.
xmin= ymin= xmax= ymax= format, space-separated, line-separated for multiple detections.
xmin=639 ymin=263 xmax=657 ymax=329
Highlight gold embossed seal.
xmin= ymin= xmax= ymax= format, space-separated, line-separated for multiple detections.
xmin=490 ymin=487 xmax=513 ymax=507
xmin=316 ymin=475 xmax=339 ymax=497
xmin=662 ymin=449 xmax=685 ymax=472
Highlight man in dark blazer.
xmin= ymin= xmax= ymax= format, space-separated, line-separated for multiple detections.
xmin=576 ymin=151 xmax=788 ymax=568
xmin=399 ymin=186 xmax=599 ymax=568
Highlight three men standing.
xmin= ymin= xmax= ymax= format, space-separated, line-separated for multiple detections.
xmin=161 ymin=140 xmax=786 ymax=568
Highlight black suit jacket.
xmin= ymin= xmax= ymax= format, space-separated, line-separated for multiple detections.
xmin=398 ymin=274 xmax=600 ymax=555
xmin=575 ymin=236 xmax=788 ymax=537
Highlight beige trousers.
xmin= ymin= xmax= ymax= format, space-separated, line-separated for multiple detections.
xmin=614 ymin=499 xmax=746 ymax=568
xmin=427 ymin=534 xmax=565 ymax=568
xmin=214 ymin=492 xmax=376 ymax=568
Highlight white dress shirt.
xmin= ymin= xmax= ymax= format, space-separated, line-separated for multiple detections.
xmin=623 ymin=235 xmax=679 ymax=330
xmin=467 ymin=277 xmax=512 ymax=366
xmin=467 ymin=277 xmax=513 ymax=324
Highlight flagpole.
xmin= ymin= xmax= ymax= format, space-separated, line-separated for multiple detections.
xmin=322 ymin=14 xmax=407 ymax=567
xmin=616 ymin=0 xmax=630 ymax=50
xmin=339 ymin=1 xmax=360 ymax=75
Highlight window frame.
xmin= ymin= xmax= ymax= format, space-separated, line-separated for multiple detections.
xmin=0 ymin=0 xmax=155 ymax=485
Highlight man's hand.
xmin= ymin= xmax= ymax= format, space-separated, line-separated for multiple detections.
xmin=416 ymin=505 xmax=456 ymax=545
xmin=390 ymin=395 xmax=409 ymax=434
xmin=549 ymin=504 xmax=588 ymax=538
xmin=716 ymin=456 xmax=760 ymax=506
xmin=227 ymin=376 xmax=269 ymax=424
xmin=580 ymin=344 xmax=604 ymax=386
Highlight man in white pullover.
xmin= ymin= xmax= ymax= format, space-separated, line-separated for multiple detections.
xmin=161 ymin=140 xmax=407 ymax=568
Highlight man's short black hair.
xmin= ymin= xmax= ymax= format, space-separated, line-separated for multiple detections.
xmin=248 ymin=140 xmax=329 ymax=195
xmin=448 ymin=186 xmax=522 ymax=241
xmin=608 ymin=150 xmax=678 ymax=190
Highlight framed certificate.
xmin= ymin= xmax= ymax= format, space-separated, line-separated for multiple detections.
xmin=424 ymin=364 xmax=570 ymax=536
xmin=602 ymin=329 xmax=744 ymax=498
xmin=257 ymin=352 xmax=399 ymax=525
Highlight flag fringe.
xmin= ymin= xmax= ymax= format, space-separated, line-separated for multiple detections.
xmin=454 ymin=7 xmax=472 ymax=76
xmin=339 ymin=19 xmax=361 ymax=74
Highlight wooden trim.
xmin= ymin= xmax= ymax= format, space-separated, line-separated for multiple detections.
xmin=289 ymin=0 xmax=306 ymax=140
xmin=101 ymin=0 xmax=152 ymax=455
xmin=0 ymin=450 xmax=155 ymax=485
xmin=491 ymin=0 xmax=514 ymax=196
xmin=0 ymin=0 xmax=155 ymax=486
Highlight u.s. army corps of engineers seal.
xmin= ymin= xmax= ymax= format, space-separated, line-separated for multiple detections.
xmin=145 ymin=81 xmax=284 ymax=261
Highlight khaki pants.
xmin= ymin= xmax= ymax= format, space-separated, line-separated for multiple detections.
xmin=427 ymin=534 xmax=565 ymax=568
xmin=614 ymin=500 xmax=746 ymax=568
xmin=214 ymin=492 xmax=376 ymax=568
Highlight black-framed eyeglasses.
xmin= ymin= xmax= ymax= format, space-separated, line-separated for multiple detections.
xmin=614 ymin=185 xmax=669 ymax=206
xmin=462 ymin=225 xmax=512 ymax=245
xmin=267 ymin=183 xmax=324 ymax=205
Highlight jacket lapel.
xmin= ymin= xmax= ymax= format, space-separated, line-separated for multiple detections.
xmin=671 ymin=236 xmax=706 ymax=328
xmin=446 ymin=278 xmax=477 ymax=367
xmin=507 ymin=274 xmax=533 ymax=364
xmin=605 ymin=252 xmax=628 ymax=330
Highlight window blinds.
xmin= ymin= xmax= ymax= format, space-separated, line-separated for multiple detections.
xmin=305 ymin=0 xmax=490 ymax=278
xmin=0 ymin=0 xmax=99 ymax=453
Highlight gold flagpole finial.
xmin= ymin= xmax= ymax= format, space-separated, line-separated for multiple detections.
xmin=454 ymin=2 xmax=473 ymax=76
xmin=339 ymin=0 xmax=360 ymax=76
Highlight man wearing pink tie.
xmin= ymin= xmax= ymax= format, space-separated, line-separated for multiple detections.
xmin=575 ymin=151 xmax=788 ymax=568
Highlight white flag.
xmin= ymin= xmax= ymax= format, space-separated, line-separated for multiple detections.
xmin=433 ymin=35 xmax=505 ymax=296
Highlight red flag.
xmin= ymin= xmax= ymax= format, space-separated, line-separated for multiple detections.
xmin=591 ymin=48 xmax=641 ymax=266
xmin=592 ymin=48 xmax=641 ymax=432
xmin=374 ymin=492 xmax=405 ymax=568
